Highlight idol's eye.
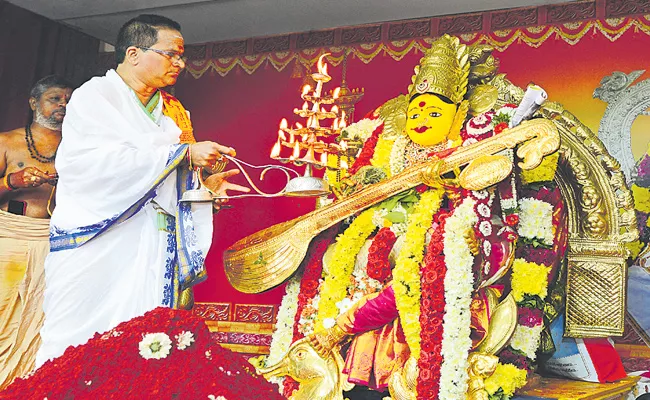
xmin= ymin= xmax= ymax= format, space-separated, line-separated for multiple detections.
xmin=429 ymin=112 xmax=441 ymax=117
xmin=409 ymin=113 xmax=420 ymax=119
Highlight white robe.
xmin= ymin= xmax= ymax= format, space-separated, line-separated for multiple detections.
xmin=36 ymin=70 xmax=212 ymax=367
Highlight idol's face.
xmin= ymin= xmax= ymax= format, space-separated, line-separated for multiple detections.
xmin=405 ymin=93 xmax=457 ymax=147
xmin=137 ymin=28 xmax=186 ymax=88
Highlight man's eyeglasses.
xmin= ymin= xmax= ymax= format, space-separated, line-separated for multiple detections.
xmin=138 ymin=47 xmax=187 ymax=64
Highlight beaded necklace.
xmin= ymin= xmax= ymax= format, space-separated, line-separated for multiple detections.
xmin=25 ymin=124 xmax=57 ymax=163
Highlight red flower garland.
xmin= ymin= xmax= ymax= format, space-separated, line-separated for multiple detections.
xmin=366 ymin=227 xmax=397 ymax=283
xmin=1 ymin=307 xmax=283 ymax=400
xmin=416 ymin=208 xmax=452 ymax=399
xmin=284 ymin=229 xmax=336 ymax=398
xmin=347 ymin=121 xmax=383 ymax=175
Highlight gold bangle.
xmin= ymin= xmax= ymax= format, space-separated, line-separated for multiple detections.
xmin=3 ymin=173 xmax=15 ymax=191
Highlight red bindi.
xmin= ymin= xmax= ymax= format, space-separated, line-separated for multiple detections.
xmin=418 ymin=101 xmax=426 ymax=107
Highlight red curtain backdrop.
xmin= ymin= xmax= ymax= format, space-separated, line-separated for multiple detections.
xmin=0 ymin=1 xmax=99 ymax=132
xmin=174 ymin=21 xmax=650 ymax=306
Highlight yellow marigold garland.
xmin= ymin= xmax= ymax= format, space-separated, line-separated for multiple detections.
xmin=315 ymin=208 xmax=376 ymax=331
xmin=511 ymin=259 xmax=551 ymax=302
xmin=520 ymin=151 xmax=559 ymax=184
xmin=393 ymin=188 xmax=445 ymax=359
xmin=484 ymin=363 xmax=528 ymax=397
xmin=370 ymin=136 xmax=395 ymax=176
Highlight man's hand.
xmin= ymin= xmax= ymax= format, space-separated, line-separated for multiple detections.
xmin=203 ymin=169 xmax=250 ymax=210
xmin=7 ymin=167 xmax=52 ymax=189
xmin=190 ymin=141 xmax=236 ymax=169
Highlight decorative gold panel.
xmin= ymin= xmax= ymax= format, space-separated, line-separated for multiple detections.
xmin=565 ymin=240 xmax=627 ymax=337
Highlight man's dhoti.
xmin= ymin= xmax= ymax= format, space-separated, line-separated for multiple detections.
xmin=0 ymin=210 xmax=49 ymax=389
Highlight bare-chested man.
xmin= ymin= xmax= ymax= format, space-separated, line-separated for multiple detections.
xmin=0 ymin=75 xmax=72 ymax=389
xmin=0 ymin=75 xmax=73 ymax=218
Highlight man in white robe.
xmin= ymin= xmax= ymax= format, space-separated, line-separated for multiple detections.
xmin=35 ymin=14 xmax=248 ymax=366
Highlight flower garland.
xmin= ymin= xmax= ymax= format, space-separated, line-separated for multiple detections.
xmin=439 ymin=196 xmax=478 ymax=400
xmin=389 ymin=134 xmax=411 ymax=176
xmin=520 ymin=151 xmax=559 ymax=184
xmin=517 ymin=198 xmax=554 ymax=247
xmin=393 ymin=189 xmax=445 ymax=360
xmin=366 ymin=227 xmax=397 ymax=283
xmin=510 ymin=259 xmax=551 ymax=302
xmin=417 ymin=208 xmax=452 ymax=399
xmin=484 ymin=363 xmax=528 ymax=399
xmin=370 ymin=136 xmax=395 ymax=176
xmin=266 ymin=275 xmax=301 ymax=391
xmin=342 ymin=117 xmax=383 ymax=142
xmin=315 ymin=208 xmax=376 ymax=331
xmin=348 ymin=121 xmax=384 ymax=175
xmin=2 ymin=308 xmax=283 ymax=400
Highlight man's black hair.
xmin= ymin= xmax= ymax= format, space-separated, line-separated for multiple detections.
xmin=115 ymin=14 xmax=182 ymax=64
xmin=29 ymin=75 xmax=73 ymax=101
xmin=27 ymin=75 xmax=74 ymax=124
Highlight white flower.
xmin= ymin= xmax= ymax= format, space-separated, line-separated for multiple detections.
xmin=518 ymin=198 xmax=554 ymax=245
xmin=175 ymin=331 xmax=195 ymax=350
xmin=85 ymin=380 xmax=92 ymax=386
xmin=372 ymin=209 xmax=389 ymax=228
xmin=440 ymin=198 xmax=477 ymax=400
xmin=478 ymin=220 xmax=493 ymax=237
xmin=205 ymin=350 xmax=212 ymax=360
xmin=323 ymin=318 xmax=336 ymax=329
xmin=139 ymin=333 xmax=172 ymax=360
xmin=336 ymin=297 xmax=354 ymax=314
xmin=267 ymin=276 xmax=301 ymax=369
xmin=343 ymin=118 xmax=383 ymax=141
xmin=510 ymin=324 xmax=544 ymax=360
xmin=390 ymin=222 xmax=408 ymax=236
xmin=477 ymin=203 xmax=491 ymax=218
xmin=208 ymin=396 xmax=227 ymax=400
xmin=482 ymin=241 xmax=491 ymax=256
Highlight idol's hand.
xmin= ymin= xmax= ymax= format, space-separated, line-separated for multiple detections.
xmin=190 ymin=141 xmax=236 ymax=169
xmin=7 ymin=167 xmax=51 ymax=189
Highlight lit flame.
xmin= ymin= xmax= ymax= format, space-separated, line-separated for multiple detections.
xmin=340 ymin=119 xmax=347 ymax=128
xmin=316 ymin=53 xmax=330 ymax=75
xmin=341 ymin=140 xmax=348 ymax=151
xmin=292 ymin=142 xmax=300 ymax=159
xmin=340 ymin=158 xmax=348 ymax=169
xmin=332 ymin=105 xmax=339 ymax=114
xmin=280 ymin=118 xmax=288 ymax=129
xmin=270 ymin=141 xmax=281 ymax=158
xmin=278 ymin=129 xmax=286 ymax=141
xmin=295 ymin=122 xmax=303 ymax=129
xmin=311 ymin=102 xmax=319 ymax=112
xmin=320 ymin=152 xmax=328 ymax=165
xmin=341 ymin=110 xmax=346 ymax=120
xmin=321 ymin=106 xmax=326 ymax=113
xmin=289 ymin=132 xmax=295 ymax=143
xmin=301 ymin=85 xmax=311 ymax=96
xmin=302 ymin=102 xmax=308 ymax=111
xmin=332 ymin=87 xmax=341 ymax=99
xmin=332 ymin=119 xmax=339 ymax=130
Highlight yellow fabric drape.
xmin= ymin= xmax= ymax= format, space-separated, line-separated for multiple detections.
xmin=0 ymin=210 xmax=49 ymax=390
